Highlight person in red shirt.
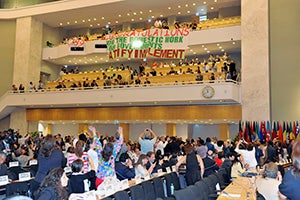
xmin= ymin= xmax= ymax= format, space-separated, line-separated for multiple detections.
xmin=214 ymin=152 xmax=224 ymax=167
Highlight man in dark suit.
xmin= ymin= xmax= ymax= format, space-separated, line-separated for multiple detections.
xmin=115 ymin=153 xmax=135 ymax=180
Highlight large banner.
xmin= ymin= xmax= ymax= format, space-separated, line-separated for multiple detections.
xmin=105 ymin=28 xmax=190 ymax=59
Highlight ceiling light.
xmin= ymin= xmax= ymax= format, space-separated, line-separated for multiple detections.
xmin=219 ymin=46 xmax=222 ymax=49
xmin=67 ymin=22 xmax=70 ymax=24
xmin=82 ymin=20 xmax=85 ymax=22
xmin=207 ymin=50 xmax=210 ymax=53
xmin=211 ymin=7 xmax=214 ymax=10
xmin=115 ymin=21 xmax=119 ymax=23
xmin=203 ymin=1 xmax=207 ymax=4
xmin=88 ymin=19 xmax=91 ymax=21
xmin=178 ymin=5 xmax=181 ymax=8
xmin=160 ymin=14 xmax=163 ymax=17
xmin=94 ymin=18 xmax=97 ymax=21
xmin=201 ymin=8 xmax=204 ymax=11
xmin=97 ymin=23 xmax=100 ymax=26
xmin=68 ymin=60 xmax=71 ymax=63
xmin=214 ymin=0 xmax=217 ymax=2
xmin=139 ymin=18 xmax=143 ymax=20
xmin=108 ymin=22 xmax=111 ymax=24
xmin=90 ymin=24 xmax=93 ymax=27
xmin=127 ymin=13 xmax=130 ymax=16
xmin=185 ymin=4 xmax=188 ymax=7
xmin=105 ymin=60 xmax=108 ymax=62
xmin=217 ymin=44 xmax=220 ymax=46
xmin=140 ymin=11 xmax=143 ymax=14
xmin=74 ymin=62 xmax=77 ymax=64
xmin=151 ymin=16 xmax=155 ymax=18
xmin=232 ymin=41 xmax=236 ymax=44
xmin=149 ymin=10 xmax=152 ymax=12
xmin=204 ymin=47 xmax=207 ymax=50
xmin=148 ymin=19 xmax=152 ymax=22
xmin=202 ymin=45 xmax=205 ymax=47
xmin=187 ymin=10 xmax=190 ymax=13
xmin=193 ymin=3 xmax=196 ymax=6
xmin=74 ymin=21 xmax=77 ymax=23
xmin=221 ymin=49 xmax=225 ymax=52
xmin=168 ymin=7 xmax=171 ymax=10
xmin=195 ymin=12 xmax=199 ymax=16
xmin=95 ymin=61 xmax=98 ymax=63
xmin=131 ymin=19 xmax=135 ymax=21
xmin=193 ymin=52 xmax=196 ymax=54
xmin=178 ymin=12 xmax=181 ymax=14
xmin=118 ymin=14 xmax=121 ymax=17
xmin=101 ymin=17 xmax=105 ymax=19
xmin=133 ymin=12 xmax=137 ymax=15
xmin=59 ymin=23 xmax=63 ymax=26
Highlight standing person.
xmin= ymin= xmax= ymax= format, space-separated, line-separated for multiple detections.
xmin=88 ymin=126 xmax=123 ymax=188
xmin=176 ymin=144 xmax=204 ymax=186
xmin=35 ymin=168 xmax=69 ymax=200
xmin=32 ymin=135 xmax=66 ymax=195
xmin=67 ymin=140 xmax=89 ymax=173
xmin=279 ymin=140 xmax=300 ymax=199
xmin=235 ymin=140 xmax=257 ymax=170
xmin=138 ymin=128 xmax=157 ymax=154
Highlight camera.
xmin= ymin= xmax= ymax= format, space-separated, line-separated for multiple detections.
xmin=145 ymin=128 xmax=149 ymax=132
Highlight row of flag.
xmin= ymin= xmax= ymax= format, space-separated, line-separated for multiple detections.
xmin=238 ymin=121 xmax=300 ymax=144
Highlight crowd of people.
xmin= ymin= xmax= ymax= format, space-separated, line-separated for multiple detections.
xmin=0 ymin=125 xmax=299 ymax=199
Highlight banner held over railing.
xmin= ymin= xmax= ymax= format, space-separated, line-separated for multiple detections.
xmin=106 ymin=28 xmax=190 ymax=59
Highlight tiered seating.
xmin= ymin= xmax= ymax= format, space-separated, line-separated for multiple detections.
xmin=197 ymin=16 xmax=241 ymax=30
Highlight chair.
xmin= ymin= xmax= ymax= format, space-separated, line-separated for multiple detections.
xmin=174 ymin=187 xmax=196 ymax=200
xmin=102 ymin=197 xmax=113 ymax=200
xmin=153 ymin=178 xmax=175 ymax=200
xmin=114 ymin=190 xmax=130 ymax=200
xmin=6 ymin=181 xmax=30 ymax=197
xmin=7 ymin=166 xmax=27 ymax=181
xmin=141 ymin=181 xmax=156 ymax=200
xmin=188 ymin=185 xmax=205 ymax=200
xmin=195 ymin=181 xmax=217 ymax=200
xmin=130 ymin=185 xmax=145 ymax=200
xmin=165 ymin=173 xmax=180 ymax=197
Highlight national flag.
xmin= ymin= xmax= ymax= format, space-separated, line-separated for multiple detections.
xmin=283 ymin=122 xmax=287 ymax=144
xmin=272 ymin=121 xmax=277 ymax=140
xmin=238 ymin=121 xmax=243 ymax=140
xmin=278 ymin=123 xmax=283 ymax=142
xmin=266 ymin=121 xmax=271 ymax=142
xmin=290 ymin=121 xmax=295 ymax=141
xmin=244 ymin=121 xmax=249 ymax=142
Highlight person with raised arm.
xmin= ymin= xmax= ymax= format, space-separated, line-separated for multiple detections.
xmin=88 ymin=126 xmax=123 ymax=188
xmin=138 ymin=128 xmax=157 ymax=154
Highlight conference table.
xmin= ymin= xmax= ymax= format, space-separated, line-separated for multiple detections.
xmin=217 ymin=176 xmax=257 ymax=200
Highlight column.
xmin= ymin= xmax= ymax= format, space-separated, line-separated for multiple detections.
xmin=219 ymin=124 xmax=229 ymax=141
xmin=166 ymin=123 xmax=176 ymax=137
xmin=120 ymin=123 xmax=130 ymax=143
xmin=78 ymin=123 xmax=88 ymax=135
xmin=241 ymin=0 xmax=270 ymax=121
xmin=47 ymin=124 xmax=52 ymax=135
xmin=10 ymin=108 xmax=27 ymax=135
xmin=13 ymin=17 xmax=43 ymax=86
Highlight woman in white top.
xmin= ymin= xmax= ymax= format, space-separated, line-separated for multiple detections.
xmin=134 ymin=154 xmax=155 ymax=178
xmin=235 ymin=140 xmax=257 ymax=170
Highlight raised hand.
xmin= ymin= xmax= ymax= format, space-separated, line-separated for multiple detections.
xmin=88 ymin=126 xmax=96 ymax=135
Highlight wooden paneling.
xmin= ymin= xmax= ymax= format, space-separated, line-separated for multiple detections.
xmin=120 ymin=123 xmax=130 ymax=143
xmin=219 ymin=124 xmax=229 ymax=141
xmin=27 ymin=105 xmax=242 ymax=121
xmin=166 ymin=123 xmax=176 ymax=137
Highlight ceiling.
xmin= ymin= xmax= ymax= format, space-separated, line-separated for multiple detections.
xmin=47 ymin=40 xmax=241 ymax=66
xmin=35 ymin=0 xmax=241 ymax=29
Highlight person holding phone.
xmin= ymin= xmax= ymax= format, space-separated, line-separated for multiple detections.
xmin=138 ymin=128 xmax=157 ymax=154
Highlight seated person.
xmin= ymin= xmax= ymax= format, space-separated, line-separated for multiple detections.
xmin=230 ymin=153 xmax=247 ymax=179
xmin=12 ymin=144 xmax=34 ymax=167
xmin=146 ymin=151 xmax=163 ymax=174
xmin=134 ymin=154 xmax=155 ymax=178
xmin=195 ymin=73 xmax=203 ymax=82
xmin=69 ymin=158 xmax=95 ymax=194
xmin=115 ymin=153 xmax=135 ymax=180
xmin=200 ymin=150 xmax=219 ymax=177
xmin=168 ymin=67 xmax=176 ymax=75
xmin=0 ymin=152 xmax=7 ymax=176
xmin=256 ymin=162 xmax=282 ymax=200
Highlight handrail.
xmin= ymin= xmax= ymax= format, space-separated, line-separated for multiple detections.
xmin=8 ymin=80 xmax=240 ymax=94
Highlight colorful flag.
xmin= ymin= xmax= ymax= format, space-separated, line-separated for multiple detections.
xmin=278 ymin=123 xmax=283 ymax=142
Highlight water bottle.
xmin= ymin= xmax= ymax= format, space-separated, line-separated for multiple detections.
xmin=170 ymin=183 xmax=174 ymax=195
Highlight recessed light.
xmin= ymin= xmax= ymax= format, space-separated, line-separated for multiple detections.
xmin=219 ymin=46 xmax=222 ymax=49
xmin=160 ymin=14 xmax=163 ymax=17
xmin=74 ymin=21 xmax=77 ymax=23
xmin=108 ymin=22 xmax=111 ymax=24
xmin=193 ymin=3 xmax=196 ymax=6
xmin=127 ymin=13 xmax=130 ymax=16
xmin=101 ymin=17 xmax=105 ymax=19
xmin=82 ymin=20 xmax=85 ymax=22
xmin=59 ymin=23 xmax=63 ymax=26
xmin=204 ymin=47 xmax=207 ymax=50
xmin=151 ymin=16 xmax=155 ymax=18
xmin=67 ymin=22 xmax=70 ymax=24
xmin=118 ymin=14 xmax=121 ymax=17
xmin=207 ymin=50 xmax=210 ymax=53
xmin=193 ymin=52 xmax=196 ymax=54
xmin=185 ymin=4 xmax=188 ymax=7
xmin=90 ymin=24 xmax=93 ymax=27
xmin=149 ymin=10 xmax=152 ymax=12
xmin=139 ymin=18 xmax=143 ymax=20
xmin=178 ymin=12 xmax=181 ymax=14
xmin=97 ymin=23 xmax=100 ymax=26
xmin=133 ymin=12 xmax=137 ymax=15
xmin=115 ymin=21 xmax=119 ymax=23
xmin=203 ymin=1 xmax=207 ymax=4
xmin=178 ymin=5 xmax=181 ymax=8
xmin=131 ymin=19 xmax=135 ymax=21
xmin=168 ymin=7 xmax=171 ymax=10
xmin=211 ymin=7 xmax=214 ymax=10
xmin=232 ymin=41 xmax=236 ymax=44
xmin=187 ymin=10 xmax=190 ymax=13
xmin=221 ymin=49 xmax=225 ymax=52
xmin=88 ymin=19 xmax=91 ymax=21
xmin=202 ymin=45 xmax=205 ymax=47
xmin=140 ymin=11 xmax=143 ymax=14
xmin=217 ymin=44 xmax=220 ymax=46
xmin=94 ymin=18 xmax=97 ymax=21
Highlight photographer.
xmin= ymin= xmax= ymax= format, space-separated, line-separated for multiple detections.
xmin=146 ymin=151 xmax=163 ymax=174
xmin=138 ymin=128 xmax=157 ymax=154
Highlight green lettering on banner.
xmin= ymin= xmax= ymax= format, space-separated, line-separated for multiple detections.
xmin=106 ymin=28 xmax=189 ymax=59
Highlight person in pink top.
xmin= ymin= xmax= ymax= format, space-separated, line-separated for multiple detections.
xmin=68 ymin=140 xmax=89 ymax=173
